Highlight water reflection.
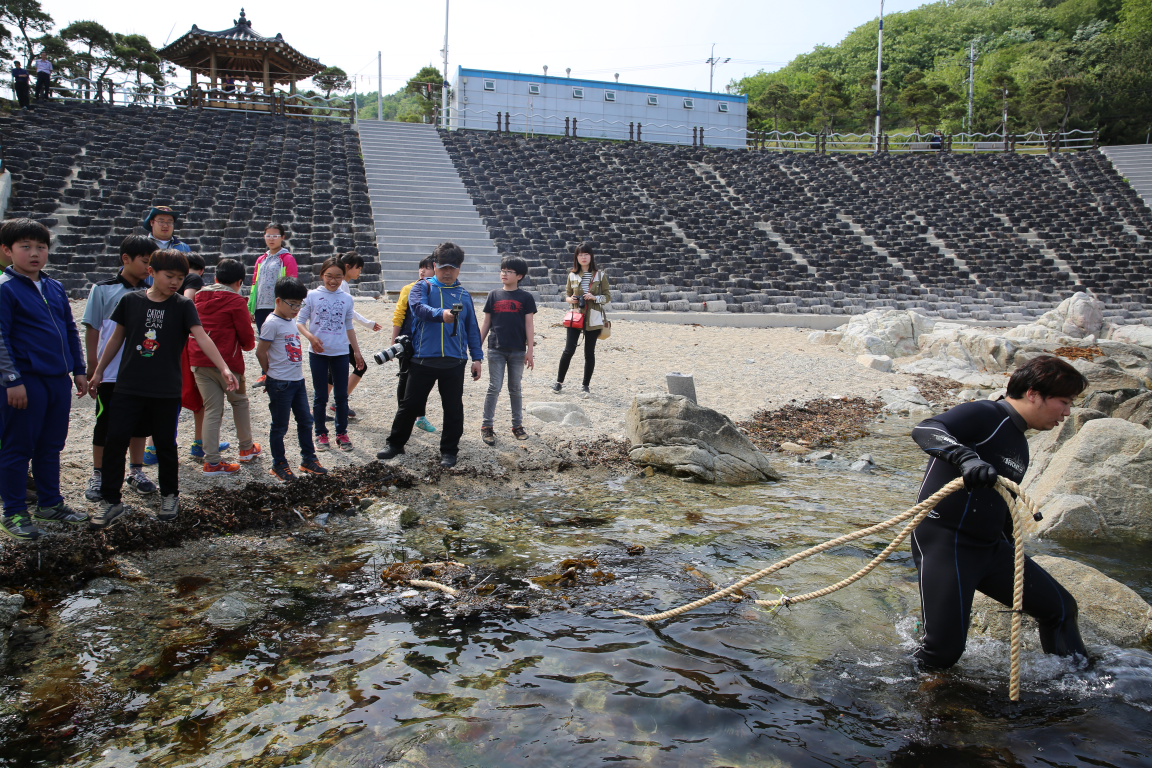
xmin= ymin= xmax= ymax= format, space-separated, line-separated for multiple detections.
xmin=1 ymin=418 xmax=1150 ymax=766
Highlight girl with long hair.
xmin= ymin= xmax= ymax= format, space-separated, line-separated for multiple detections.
xmin=551 ymin=242 xmax=610 ymax=393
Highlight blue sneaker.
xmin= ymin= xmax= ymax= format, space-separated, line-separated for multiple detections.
xmin=415 ymin=416 xmax=436 ymax=433
xmin=142 ymin=446 xmax=158 ymax=466
xmin=190 ymin=440 xmax=230 ymax=459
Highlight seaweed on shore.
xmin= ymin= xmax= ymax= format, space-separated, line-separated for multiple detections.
xmin=736 ymin=397 xmax=883 ymax=452
xmin=0 ymin=463 xmax=413 ymax=592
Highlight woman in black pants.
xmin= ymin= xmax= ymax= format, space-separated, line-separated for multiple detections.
xmin=551 ymin=243 xmax=610 ymax=394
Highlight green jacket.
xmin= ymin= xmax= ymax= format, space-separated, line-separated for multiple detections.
xmin=566 ymin=270 xmax=611 ymax=330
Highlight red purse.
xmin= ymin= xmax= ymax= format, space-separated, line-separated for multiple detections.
xmin=563 ymin=308 xmax=585 ymax=329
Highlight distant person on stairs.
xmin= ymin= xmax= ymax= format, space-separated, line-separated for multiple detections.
xmin=249 ymin=222 xmax=298 ymax=334
xmin=33 ymin=52 xmax=51 ymax=101
xmin=11 ymin=62 xmax=31 ymax=109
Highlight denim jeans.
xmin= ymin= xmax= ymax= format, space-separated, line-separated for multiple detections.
xmin=309 ymin=353 xmax=348 ymax=436
xmin=266 ymin=377 xmax=316 ymax=466
xmin=482 ymin=348 xmax=526 ymax=427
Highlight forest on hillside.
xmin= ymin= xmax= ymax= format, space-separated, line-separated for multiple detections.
xmin=736 ymin=0 xmax=1152 ymax=144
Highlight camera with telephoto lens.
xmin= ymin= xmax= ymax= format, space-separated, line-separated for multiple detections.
xmin=373 ymin=334 xmax=411 ymax=365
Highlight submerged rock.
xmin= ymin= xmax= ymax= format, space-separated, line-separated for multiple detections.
xmin=625 ymin=393 xmax=781 ymax=485
xmin=969 ymin=556 xmax=1152 ymax=648
xmin=202 ymin=593 xmax=264 ymax=630
xmin=0 ymin=591 xmax=23 ymax=665
xmin=1025 ymin=418 xmax=1152 ymax=542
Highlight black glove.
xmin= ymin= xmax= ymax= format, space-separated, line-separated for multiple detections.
xmin=958 ymin=455 xmax=998 ymax=490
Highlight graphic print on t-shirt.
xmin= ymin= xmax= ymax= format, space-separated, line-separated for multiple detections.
xmin=493 ymin=299 xmax=524 ymax=313
xmin=313 ymin=300 xmax=345 ymax=333
xmin=285 ymin=332 xmax=302 ymax=363
xmin=138 ymin=308 xmax=166 ymax=357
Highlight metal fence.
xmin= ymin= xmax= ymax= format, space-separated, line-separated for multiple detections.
xmin=7 ymin=77 xmax=356 ymax=121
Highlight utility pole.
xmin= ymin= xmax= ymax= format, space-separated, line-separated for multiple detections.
xmin=1002 ymin=85 xmax=1009 ymax=136
xmin=377 ymin=51 xmax=383 ymax=122
xmin=441 ymin=0 xmax=450 ymax=129
xmin=874 ymin=0 xmax=884 ymax=151
xmin=706 ymin=44 xmax=730 ymax=93
xmin=966 ymin=42 xmax=975 ymax=133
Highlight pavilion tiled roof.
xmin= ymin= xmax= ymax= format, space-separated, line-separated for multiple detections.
xmin=159 ymin=8 xmax=323 ymax=81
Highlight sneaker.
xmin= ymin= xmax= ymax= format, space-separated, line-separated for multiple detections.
xmin=158 ymin=495 xmax=179 ymax=521
xmin=329 ymin=405 xmax=358 ymax=419
xmin=127 ymin=467 xmax=159 ymax=496
xmin=33 ymin=502 xmax=88 ymax=525
xmin=190 ymin=440 xmax=231 ymax=459
xmin=202 ymin=461 xmax=241 ymax=475
xmin=239 ymin=443 xmax=262 ymax=462
xmin=415 ymin=416 xmax=436 ymax=433
xmin=0 ymin=513 xmax=41 ymax=541
xmin=142 ymin=445 xmax=158 ymax=465
xmin=270 ymin=464 xmax=295 ymax=482
xmin=581 ymin=385 xmax=590 ymax=393
xmin=481 ymin=426 xmax=496 ymax=446
xmin=550 ymin=382 xmax=562 ymax=393
xmin=85 ymin=470 xmax=103 ymax=502
xmin=336 ymin=434 xmax=354 ymax=452
xmin=89 ymin=500 xmax=125 ymax=531
xmin=440 ymin=453 xmax=458 ymax=468
xmin=376 ymin=443 xmax=404 ymax=460
xmin=316 ymin=434 xmax=330 ymax=451
xmin=299 ymin=458 xmax=329 ymax=475
xmin=512 ymin=425 xmax=528 ymax=440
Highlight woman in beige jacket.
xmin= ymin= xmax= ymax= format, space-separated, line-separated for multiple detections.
xmin=551 ymin=242 xmax=611 ymax=393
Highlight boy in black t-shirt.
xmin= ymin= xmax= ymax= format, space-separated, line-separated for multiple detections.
xmin=87 ymin=250 xmax=239 ymax=529
xmin=479 ymin=256 xmax=537 ymax=445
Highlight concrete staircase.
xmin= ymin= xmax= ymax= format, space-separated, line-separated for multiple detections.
xmin=357 ymin=121 xmax=501 ymax=295
xmin=1102 ymin=144 xmax=1152 ymax=208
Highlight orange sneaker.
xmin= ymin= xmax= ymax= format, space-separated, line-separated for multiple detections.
xmin=239 ymin=442 xmax=262 ymax=462
xmin=203 ymin=461 xmax=240 ymax=475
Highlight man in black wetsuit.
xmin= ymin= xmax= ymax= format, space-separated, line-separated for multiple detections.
xmin=910 ymin=355 xmax=1090 ymax=668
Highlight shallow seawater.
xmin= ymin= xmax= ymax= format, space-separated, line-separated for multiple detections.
xmin=2 ymin=419 xmax=1151 ymax=766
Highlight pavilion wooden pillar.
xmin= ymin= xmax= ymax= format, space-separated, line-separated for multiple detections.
xmin=209 ymin=51 xmax=218 ymax=88
xmin=263 ymin=54 xmax=271 ymax=94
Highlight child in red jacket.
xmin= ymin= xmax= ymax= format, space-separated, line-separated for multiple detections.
xmin=187 ymin=259 xmax=260 ymax=474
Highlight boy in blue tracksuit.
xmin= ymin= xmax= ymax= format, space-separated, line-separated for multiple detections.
xmin=377 ymin=242 xmax=483 ymax=468
xmin=0 ymin=219 xmax=89 ymax=540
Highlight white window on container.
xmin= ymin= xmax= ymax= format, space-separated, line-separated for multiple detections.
xmin=483 ymin=79 xmax=495 ymax=91
xmin=647 ymin=95 xmax=659 ymax=107
xmin=572 ymin=87 xmax=584 ymax=99
xmin=528 ymin=83 xmax=541 ymax=95
xmin=604 ymin=90 xmax=616 ymax=102
xmin=683 ymin=98 xmax=694 ymax=109
xmin=718 ymin=101 xmax=729 ymax=113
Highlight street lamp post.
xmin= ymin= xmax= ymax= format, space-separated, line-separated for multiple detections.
xmin=441 ymin=0 xmax=449 ymax=129
xmin=706 ymin=43 xmax=730 ymax=93
xmin=874 ymin=0 xmax=884 ymax=151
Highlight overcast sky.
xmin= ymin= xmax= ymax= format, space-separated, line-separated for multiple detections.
xmin=41 ymin=0 xmax=926 ymax=93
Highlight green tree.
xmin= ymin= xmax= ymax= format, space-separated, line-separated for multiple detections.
xmin=113 ymin=33 xmax=162 ymax=99
xmin=799 ymin=71 xmax=846 ymax=133
xmin=403 ymin=65 xmax=445 ymax=122
xmin=313 ymin=65 xmax=350 ymax=99
xmin=754 ymin=82 xmax=795 ymax=133
xmin=60 ymin=20 xmax=114 ymax=96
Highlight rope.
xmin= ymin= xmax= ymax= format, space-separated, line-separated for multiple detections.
xmin=616 ymin=476 xmax=1039 ymax=701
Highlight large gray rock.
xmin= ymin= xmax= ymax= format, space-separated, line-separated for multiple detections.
xmin=625 ymin=393 xmax=781 ymax=485
xmin=969 ymin=556 xmax=1152 ymax=648
xmin=1112 ymin=391 xmax=1152 ymax=428
xmin=0 ymin=591 xmax=24 ymax=666
xmin=1025 ymin=418 xmax=1152 ymax=542
xmin=202 ymin=593 xmax=264 ymax=630
xmin=835 ymin=309 xmax=936 ymax=358
xmin=524 ymin=402 xmax=591 ymax=427
xmin=1021 ymin=407 xmax=1106 ymax=485
xmin=1070 ymin=358 xmax=1143 ymax=395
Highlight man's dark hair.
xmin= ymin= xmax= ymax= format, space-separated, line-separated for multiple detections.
xmin=339 ymin=251 xmax=365 ymax=269
xmin=120 ymin=234 xmax=157 ymax=262
xmin=149 ymin=249 xmax=190 ymax=275
xmin=214 ymin=258 xmax=246 ymax=285
xmin=186 ymin=253 xmax=206 ymax=271
xmin=432 ymin=241 xmax=465 ymax=267
xmin=418 ymin=256 xmax=435 ymax=270
xmin=263 ymin=221 xmax=289 ymax=240
xmin=500 ymin=255 xmax=528 ymax=279
xmin=1006 ymin=355 xmax=1089 ymax=400
xmin=274 ymin=276 xmax=307 ymax=301
xmin=0 ymin=218 xmax=50 ymax=248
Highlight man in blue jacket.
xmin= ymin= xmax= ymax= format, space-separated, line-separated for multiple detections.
xmin=0 ymin=219 xmax=89 ymax=540
xmin=377 ymin=242 xmax=482 ymax=468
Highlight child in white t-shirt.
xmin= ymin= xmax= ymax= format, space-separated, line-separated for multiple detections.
xmin=296 ymin=257 xmax=364 ymax=453
xmin=256 ymin=277 xmax=327 ymax=482
xmin=326 ymin=251 xmax=382 ymax=418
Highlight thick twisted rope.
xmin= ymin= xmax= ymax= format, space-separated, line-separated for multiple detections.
xmin=617 ymin=476 xmax=1039 ymax=701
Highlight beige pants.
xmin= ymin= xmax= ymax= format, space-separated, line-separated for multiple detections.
xmin=192 ymin=367 xmax=253 ymax=464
